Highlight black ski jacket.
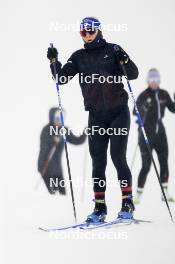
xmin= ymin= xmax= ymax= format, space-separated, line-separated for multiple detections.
xmin=133 ymin=87 xmax=175 ymax=136
xmin=38 ymin=107 xmax=86 ymax=176
xmin=50 ymin=37 xmax=138 ymax=112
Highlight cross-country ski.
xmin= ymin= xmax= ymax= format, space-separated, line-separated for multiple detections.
xmin=39 ymin=218 xmax=152 ymax=232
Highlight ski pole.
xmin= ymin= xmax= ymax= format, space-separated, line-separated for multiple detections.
xmin=119 ymin=60 xmax=174 ymax=222
xmin=131 ymin=109 xmax=149 ymax=172
xmin=81 ymin=139 xmax=88 ymax=203
xmin=50 ymin=43 xmax=77 ymax=222
xmin=42 ymin=144 xmax=57 ymax=176
xmin=130 ymin=143 xmax=138 ymax=172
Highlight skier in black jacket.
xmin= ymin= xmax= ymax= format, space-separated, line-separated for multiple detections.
xmin=38 ymin=107 xmax=86 ymax=194
xmin=47 ymin=17 xmax=139 ymax=221
xmin=133 ymin=68 xmax=175 ymax=204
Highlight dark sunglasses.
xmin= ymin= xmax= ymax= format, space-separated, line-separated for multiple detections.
xmin=80 ymin=28 xmax=97 ymax=37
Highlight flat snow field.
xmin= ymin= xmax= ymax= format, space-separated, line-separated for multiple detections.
xmin=1 ymin=176 xmax=175 ymax=264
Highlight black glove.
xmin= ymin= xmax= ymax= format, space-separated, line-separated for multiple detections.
xmin=114 ymin=45 xmax=130 ymax=64
xmin=47 ymin=47 xmax=58 ymax=61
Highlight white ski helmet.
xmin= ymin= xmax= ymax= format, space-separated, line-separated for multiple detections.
xmin=146 ymin=68 xmax=161 ymax=84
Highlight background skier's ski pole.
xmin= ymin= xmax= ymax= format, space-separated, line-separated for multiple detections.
xmin=41 ymin=144 xmax=57 ymax=176
xmin=50 ymin=43 xmax=77 ymax=222
xmin=120 ymin=60 xmax=174 ymax=222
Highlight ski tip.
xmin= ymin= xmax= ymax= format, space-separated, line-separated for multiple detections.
xmin=133 ymin=219 xmax=152 ymax=224
xmin=38 ymin=227 xmax=48 ymax=232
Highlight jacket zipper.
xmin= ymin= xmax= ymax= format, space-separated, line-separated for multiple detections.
xmin=155 ymin=90 xmax=161 ymax=134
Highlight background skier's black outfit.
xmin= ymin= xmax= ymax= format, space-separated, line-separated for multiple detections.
xmin=134 ymin=88 xmax=175 ymax=188
xmin=38 ymin=107 xmax=86 ymax=194
xmin=49 ymin=34 xmax=138 ymax=198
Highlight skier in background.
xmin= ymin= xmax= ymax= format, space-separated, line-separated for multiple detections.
xmin=38 ymin=107 xmax=86 ymax=194
xmin=47 ymin=17 xmax=138 ymax=222
xmin=134 ymin=68 xmax=175 ymax=204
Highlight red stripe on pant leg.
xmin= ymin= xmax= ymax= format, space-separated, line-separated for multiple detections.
xmin=121 ymin=186 xmax=132 ymax=192
xmin=95 ymin=192 xmax=105 ymax=196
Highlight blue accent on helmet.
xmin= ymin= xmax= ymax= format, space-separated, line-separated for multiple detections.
xmin=80 ymin=17 xmax=101 ymax=31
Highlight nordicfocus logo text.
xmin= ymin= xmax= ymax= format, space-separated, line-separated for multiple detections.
xmin=57 ymin=74 xmax=123 ymax=84
xmin=49 ymin=21 xmax=128 ymax=33
xmin=50 ymin=126 xmax=128 ymax=137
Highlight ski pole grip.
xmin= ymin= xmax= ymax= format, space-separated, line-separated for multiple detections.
xmin=49 ymin=43 xmax=57 ymax=80
xmin=113 ymin=44 xmax=120 ymax=52
xmin=113 ymin=45 xmax=127 ymax=79
xmin=50 ymin=43 xmax=56 ymax=63
xmin=113 ymin=45 xmax=124 ymax=67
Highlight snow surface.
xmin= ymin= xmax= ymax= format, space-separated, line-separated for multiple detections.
xmin=1 ymin=0 xmax=175 ymax=263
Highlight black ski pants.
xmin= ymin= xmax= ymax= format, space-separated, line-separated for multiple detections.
xmin=88 ymin=105 xmax=132 ymax=194
xmin=138 ymin=123 xmax=169 ymax=188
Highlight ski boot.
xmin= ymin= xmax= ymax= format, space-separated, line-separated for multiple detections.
xmin=161 ymin=187 xmax=175 ymax=202
xmin=118 ymin=195 xmax=135 ymax=219
xmin=86 ymin=201 xmax=107 ymax=224
xmin=134 ymin=188 xmax=143 ymax=205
